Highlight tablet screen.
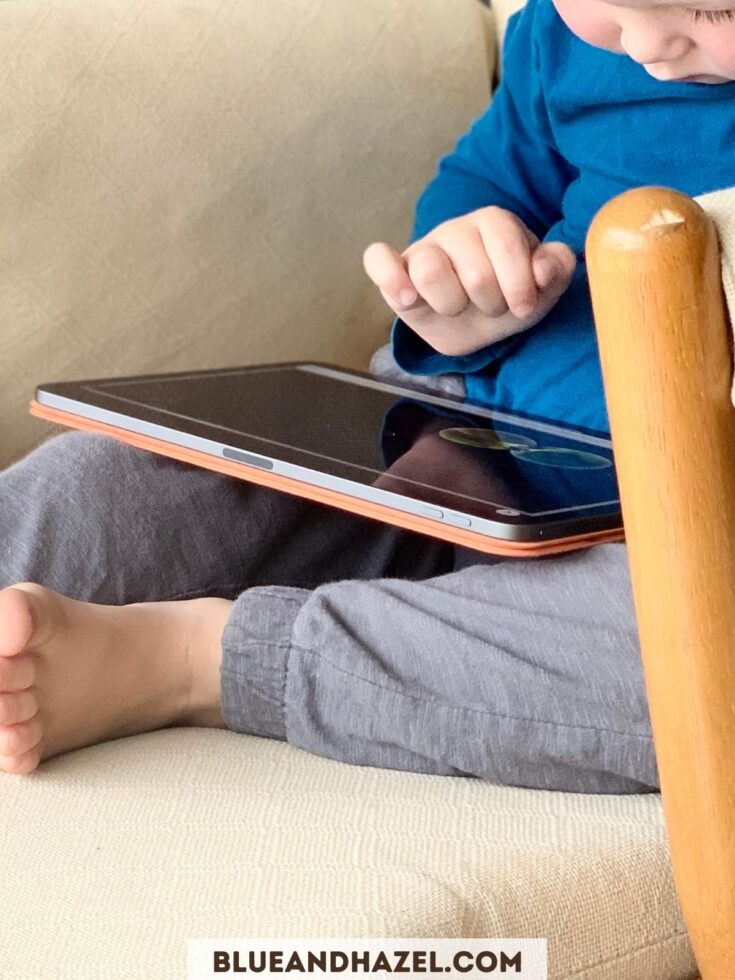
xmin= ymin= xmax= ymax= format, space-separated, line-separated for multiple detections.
xmin=46 ymin=364 xmax=618 ymax=526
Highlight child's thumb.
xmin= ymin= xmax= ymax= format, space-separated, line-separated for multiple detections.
xmin=532 ymin=243 xmax=577 ymax=292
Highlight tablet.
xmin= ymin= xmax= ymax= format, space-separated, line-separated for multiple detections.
xmin=30 ymin=361 xmax=624 ymax=557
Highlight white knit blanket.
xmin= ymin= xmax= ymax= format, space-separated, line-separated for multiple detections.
xmin=604 ymin=187 xmax=735 ymax=405
xmin=697 ymin=187 xmax=735 ymax=405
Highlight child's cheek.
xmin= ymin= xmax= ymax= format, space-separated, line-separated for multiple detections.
xmin=550 ymin=0 xmax=622 ymax=53
xmin=702 ymin=32 xmax=735 ymax=80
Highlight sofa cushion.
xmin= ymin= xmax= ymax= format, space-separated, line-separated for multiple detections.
xmin=492 ymin=0 xmax=525 ymax=48
xmin=0 ymin=0 xmax=495 ymax=468
xmin=1 ymin=729 xmax=695 ymax=980
xmin=697 ymin=187 xmax=735 ymax=405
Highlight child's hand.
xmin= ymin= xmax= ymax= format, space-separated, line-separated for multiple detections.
xmin=363 ymin=206 xmax=577 ymax=357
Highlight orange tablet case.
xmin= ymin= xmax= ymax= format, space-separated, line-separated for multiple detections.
xmin=29 ymin=399 xmax=626 ymax=558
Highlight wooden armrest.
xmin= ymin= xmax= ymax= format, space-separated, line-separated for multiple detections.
xmin=587 ymin=187 xmax=735 ymax=980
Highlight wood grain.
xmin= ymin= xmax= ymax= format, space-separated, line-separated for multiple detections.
xmin=587 ymin=186 xmax=735 ymax=980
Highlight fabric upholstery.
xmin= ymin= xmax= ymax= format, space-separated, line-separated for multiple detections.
xmin=0 ymin=731 xmax=696 ymax=980
xmin=0 ymin=0 xmax=495 ymax=467
xmin=698 ymin=188 xmax=735 ymax=405
xmin=490 ymin=0 xmax=525 ymax=48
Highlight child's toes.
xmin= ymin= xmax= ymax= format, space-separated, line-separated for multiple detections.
xmin=0 ymin=743 xmax=42 ymax=775
xmin=0 ymin=714 xmax=43 ymax=757
xmin=0 ymin=586 xmax=36 ymax=658
xmin=0 ymin=690 xmax=38 ymax=726
xmin=0 ymin=652 xmax=35 ymax=694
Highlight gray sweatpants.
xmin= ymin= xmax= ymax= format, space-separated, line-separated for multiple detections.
xmin=0 ymin=350 xmax=656 ymax=794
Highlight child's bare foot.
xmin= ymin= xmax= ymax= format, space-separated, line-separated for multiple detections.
xmin=0 ymin=584 xmax=233 ymax=775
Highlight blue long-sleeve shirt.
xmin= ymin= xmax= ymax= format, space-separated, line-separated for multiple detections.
xmin=390 ymin=0 xmax=735 ymax=434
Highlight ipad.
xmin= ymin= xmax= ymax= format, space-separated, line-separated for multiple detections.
xmin=31 ymin=361 xmax=624 ymax=557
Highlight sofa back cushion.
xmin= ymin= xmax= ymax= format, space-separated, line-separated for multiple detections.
xmin=492 ymin=0 xmax=526 ymax=48
xmin=0 ymin=0 xmax=495 ymax=466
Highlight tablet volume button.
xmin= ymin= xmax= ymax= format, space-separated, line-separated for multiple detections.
xmin=421 ymin=506 xmax=444 ymax=520
xmin=444 ymin=513 xmax=472 ymax=528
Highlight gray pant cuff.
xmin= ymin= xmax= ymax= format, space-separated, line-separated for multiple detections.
xmin=219 ymin=585 xmax=310 ymax=740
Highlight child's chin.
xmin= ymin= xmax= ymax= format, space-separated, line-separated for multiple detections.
xmin=678 ymin=74 xmax=732 ymax=84
xmin=651 ymin=72 xmax=730 ymax=84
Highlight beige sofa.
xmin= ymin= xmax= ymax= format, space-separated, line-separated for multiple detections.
xmin=0 ymin=2 xmax=701 ymax=979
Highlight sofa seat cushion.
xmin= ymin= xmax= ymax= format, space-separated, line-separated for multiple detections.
xmin=1 ymin=728 xmax=695 ymax=980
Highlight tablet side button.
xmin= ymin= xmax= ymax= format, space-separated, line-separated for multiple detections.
xmin=444 ymin=513 xmax=472 ymax=528
xmin=421 ymin=506 xmax=444 ymax=520
xmin=222 ymin=447 xmax=274 ymax=470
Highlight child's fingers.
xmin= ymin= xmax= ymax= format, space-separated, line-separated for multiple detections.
xmin=421 ymin=225 xmax=509 ymax=318
xmin=475 ymin=210 xmax=540 ymax=319
xmin=531 ymin=242 xmax=577 ymax=291
xmin=362 ymin=242 xmax=418 ymax=309
xmin=404 ymin=242 xmax=470 ymax=317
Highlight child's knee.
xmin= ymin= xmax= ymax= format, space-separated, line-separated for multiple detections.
xmin=17 ymin=431 xmax=165 ymax=534
xmin=32 ymin=431 xmax=156 ymax=489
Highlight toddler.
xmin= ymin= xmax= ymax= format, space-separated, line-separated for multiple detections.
xmin=365 ymin=0 xmax=735 ymax=432
xmin=1 ymin=0 xmax=733 ymax=789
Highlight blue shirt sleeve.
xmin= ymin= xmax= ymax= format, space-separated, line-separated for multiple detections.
xmin=392 ymin=0 xmax=576 ymax=379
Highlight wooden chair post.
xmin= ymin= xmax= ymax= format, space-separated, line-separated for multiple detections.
xmin=586 ymin=186 xmax=735 ymax=980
